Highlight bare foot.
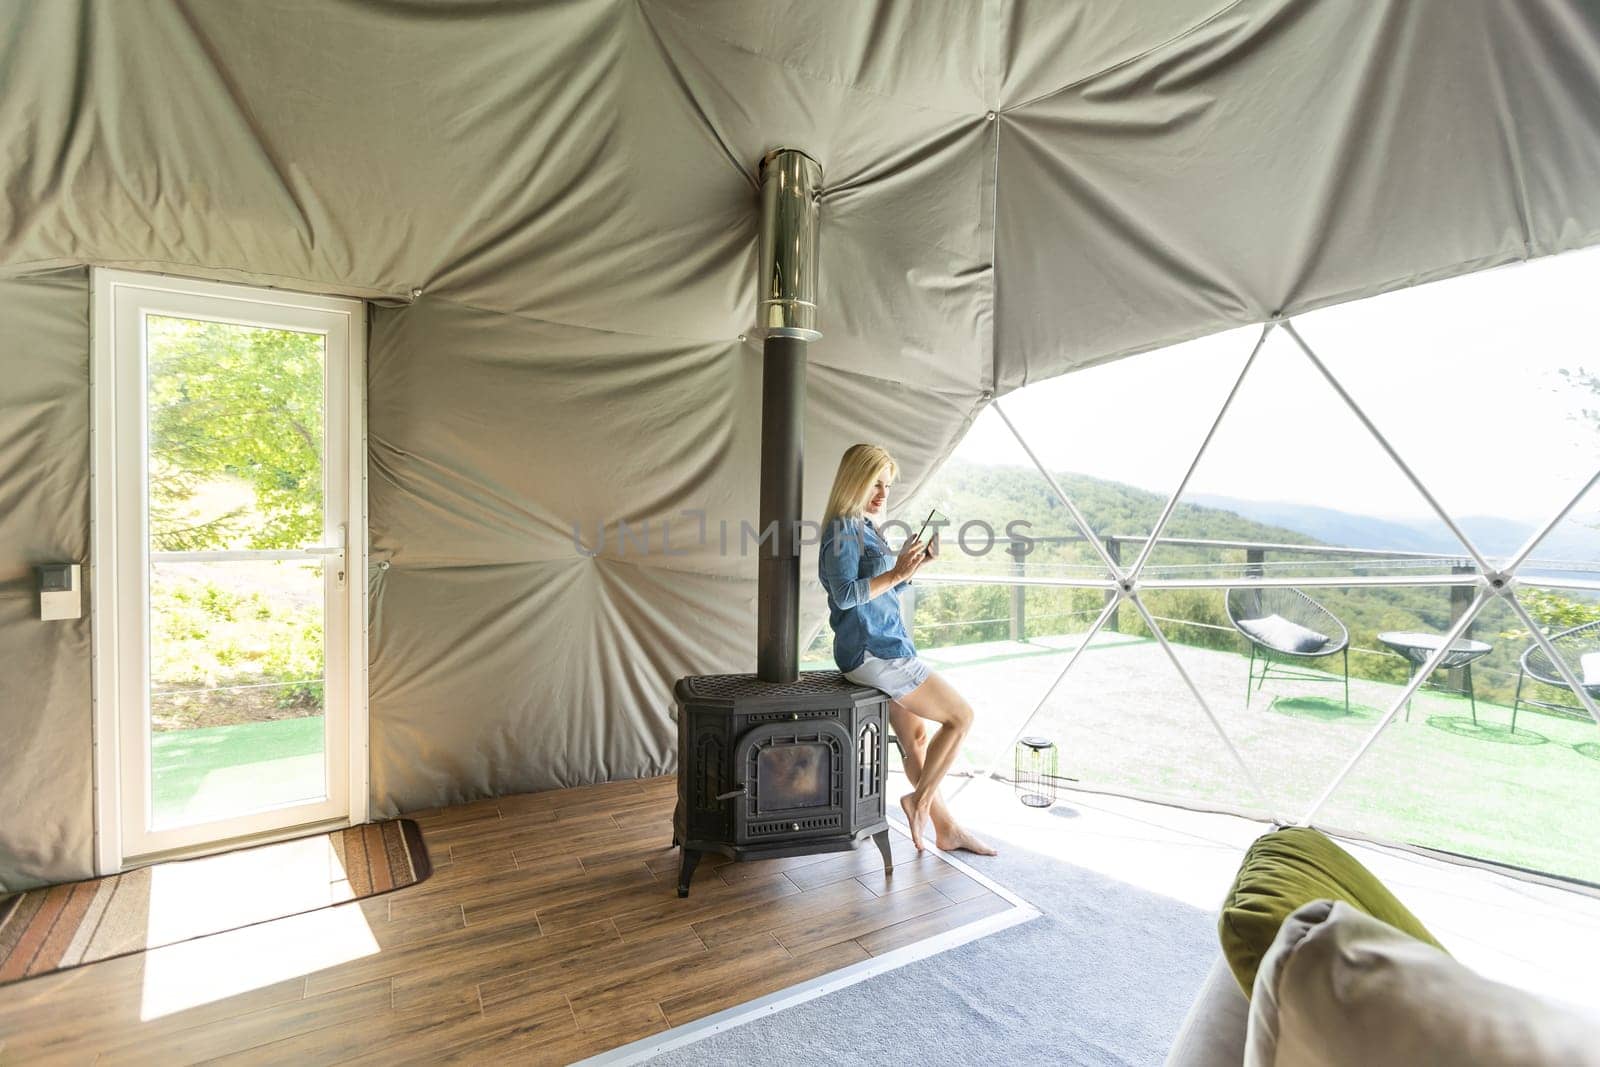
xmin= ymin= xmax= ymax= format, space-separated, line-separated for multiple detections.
xmin=935 ymin=825 xmax=998 ymax=856
xmin=900 ymin=793 xmax=928 ymax=851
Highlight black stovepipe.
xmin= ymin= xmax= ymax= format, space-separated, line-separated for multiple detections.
xmin=756 ymin=334 xmax=805 ymax=683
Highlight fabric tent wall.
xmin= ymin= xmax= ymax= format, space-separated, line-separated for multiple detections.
xmin=0 ymin=270 xmax=92 ymax=892
xmin=364 ymin=298 xmax=976 ymax=810
xmin=2 ymin=0 xmax=1599 ymax=881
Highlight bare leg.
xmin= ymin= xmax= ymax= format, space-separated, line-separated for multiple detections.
xmin=889 ymin=702 xmax=996 ymax=856
xmin=890 ymin=672 xmax=974 ymax=851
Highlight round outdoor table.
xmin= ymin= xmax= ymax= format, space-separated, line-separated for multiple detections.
xmin=1377 ymin=631 xmax=1494 ymax=723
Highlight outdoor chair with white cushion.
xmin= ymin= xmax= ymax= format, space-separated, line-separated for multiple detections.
xmin=1226 ymin=588 xmax=1350 ymax=714
xmin=1511 ymin=619 xmax=1600 ymax=733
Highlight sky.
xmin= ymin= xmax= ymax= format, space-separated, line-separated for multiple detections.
xmin=956 ymin=245 xmax=1600 ymax=525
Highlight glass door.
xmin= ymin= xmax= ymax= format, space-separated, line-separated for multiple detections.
xmin=99 ymin=272 xmax=365 ymax=862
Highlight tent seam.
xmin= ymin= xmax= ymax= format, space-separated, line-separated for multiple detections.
xmin=890 ymin=390 xmax=990 ymax=526
xmin=980 ymin=0 xmax=1002 ymax=402
xmin=372 ymin=553 xmax=764 ymax=586
xmin=1003 ymin=228 xmax=1600 ymax=394
xmin=378 ymin=293 xmax=985 ymax=406
xmin=407 ymin=292 xmax=739 ymax=347
xmin=1001 ymin=0 xmax=1249 ymax=113
xmin=632 ymin=0 xmax=762 ymax=192
xmin=811 ymin=364 xmax=980 ymax=408
xmin=636 ymin=0 xmax=983 ymax=119
xmin=0 ymin=258 xmax=403 ymax=301
xmin=170 ymin=1 xmax=318 ymax=249
xmin=1482 ymin=13 xmax=1538 ymax=259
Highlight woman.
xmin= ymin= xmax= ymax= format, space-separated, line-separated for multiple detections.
xmin=818 ymin=443 xmax=995 ymax=856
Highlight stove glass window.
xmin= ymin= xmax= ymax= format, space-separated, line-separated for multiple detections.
xmin=757 ymin=742 xmax=830 ymax=811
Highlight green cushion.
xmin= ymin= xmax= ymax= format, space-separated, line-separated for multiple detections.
xmin=1218 ymin=827 xmax=1447 ymax=996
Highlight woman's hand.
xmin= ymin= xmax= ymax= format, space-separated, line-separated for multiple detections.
xmin=893 ymin=536 xmax=929 ymax=580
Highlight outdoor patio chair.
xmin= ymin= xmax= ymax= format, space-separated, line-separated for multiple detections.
xmin=1226 ymin=587 xmax=1350 ymax=713
xmin=1511 ymin=619 xmax=1600 ymax=733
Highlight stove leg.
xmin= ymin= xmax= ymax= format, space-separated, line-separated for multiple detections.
xmin=677 ymin=848 xmax=702 ymax=898
xmin=872 ymin=829 xmax=894 ymax=875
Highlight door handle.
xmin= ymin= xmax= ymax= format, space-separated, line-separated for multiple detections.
xmin=301 ymin=525 xmax=347 ymax=586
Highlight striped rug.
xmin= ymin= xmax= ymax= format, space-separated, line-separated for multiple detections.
xmin=0 ymin=819 xmax=429 ymax=985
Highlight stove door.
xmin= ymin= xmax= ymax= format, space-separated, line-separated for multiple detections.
xmin=733 ymin=719 xmax=853 ymax=845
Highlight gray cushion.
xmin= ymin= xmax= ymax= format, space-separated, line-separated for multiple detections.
xmin=1237 ymin=614 xmax=1328 ymax=654
xmin=1246 ymin=900 xmax=1600 ymax=1067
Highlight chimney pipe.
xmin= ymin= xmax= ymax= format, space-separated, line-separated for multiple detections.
xmin=755 ymin=149 xmax=821 ymax=683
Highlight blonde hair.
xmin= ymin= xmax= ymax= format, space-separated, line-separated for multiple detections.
xmin=823 ymin=443 xmax=899 ymax=528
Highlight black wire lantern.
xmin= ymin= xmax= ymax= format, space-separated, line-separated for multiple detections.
xmin=1014 ymin=736 xmax=1058 ymax=808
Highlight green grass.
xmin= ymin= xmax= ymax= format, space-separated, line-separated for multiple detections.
xmin=1308 ymin=700 xmax=1600 ymax=884
xmin=929 ymin=636 xmax=1600 ymax=887
xmin=151 ymin=716 xmax=326 ymax=827
xmin=811 ymin=630 xmax=1600 ymax=885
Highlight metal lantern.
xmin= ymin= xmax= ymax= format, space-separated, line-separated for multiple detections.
xmin=1014 ymin=736 xmax=1058 ymax=808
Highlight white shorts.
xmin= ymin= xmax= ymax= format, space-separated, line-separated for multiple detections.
xmin=844 ymin=653 xmax=931 ymax=700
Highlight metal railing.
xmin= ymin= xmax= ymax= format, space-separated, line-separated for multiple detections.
xmin=901 ymin=532 xmax=1600 ymax=692
xmin=903 ymin=531 xmax=1489 ymax=634
xmin=902 ymin=531 xmax=1600 ymax=694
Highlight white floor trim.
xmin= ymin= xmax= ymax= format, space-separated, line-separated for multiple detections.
xmin=573 ymin=822 xmax=1039 ymax=1067
xmin=972 ymin=768 xmax=1600 ymax=904
xmin=1314 ymin=821 xmax=1600 ymax=901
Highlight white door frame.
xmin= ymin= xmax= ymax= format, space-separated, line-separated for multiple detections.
xmin=89 ymin=269 xmax=369 ymax=872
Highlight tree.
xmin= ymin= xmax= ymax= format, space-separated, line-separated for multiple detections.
xmin=147 ymin=316 xmax=324 ymax=551
xmin=1558 ymin=366 xmax=1600 ymax=434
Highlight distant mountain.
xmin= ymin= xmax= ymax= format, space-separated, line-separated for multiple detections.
xmin=1187 ymin=495 xmax=1452 ymax=554
xmin=923 ymin=461 xmax=1324 ymax=551
xmin=1189 ymin=493 xmax=1600 ymax=563
xmin=913 ymin=461 xmax=1600 ymax=706
xmin=1504 ymin=514 xmax=1600 ymax=562
xmin=922 ymin=459 xmax=1600 ymax=568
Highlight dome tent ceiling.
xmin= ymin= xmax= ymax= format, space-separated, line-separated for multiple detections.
xmin=2 ymin=0 xmax=1599 ymax=831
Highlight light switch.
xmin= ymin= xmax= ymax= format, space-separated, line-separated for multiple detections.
xmin=38 ymin=563 xmax=81 ymax=621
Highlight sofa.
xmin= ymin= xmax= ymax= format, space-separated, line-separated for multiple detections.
xmin=1164 ymin=828 xmax=1600 ymax=1067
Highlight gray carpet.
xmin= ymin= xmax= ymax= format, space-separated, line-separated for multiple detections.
xmin=648 ymin=809 xmax=1222 ymax=1066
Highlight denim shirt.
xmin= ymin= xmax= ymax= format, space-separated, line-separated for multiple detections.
xmin=818 ymin=516 xmax=916 ymax=672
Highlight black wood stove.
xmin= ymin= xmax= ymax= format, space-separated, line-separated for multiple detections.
xmin=672 ymin=148 xmax=894 ymax=897
xmin=672 ymin=672 xmax=892 ymax=896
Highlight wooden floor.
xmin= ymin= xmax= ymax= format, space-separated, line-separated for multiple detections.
xmin=0 ymin=775 xmax=1020 ymax=1065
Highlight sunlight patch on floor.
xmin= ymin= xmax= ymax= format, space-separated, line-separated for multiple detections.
xmin=140 ymin=901 xmax=379 ymax=1021
xmin=143 ymin=835 xmax=354 ymax=946
xmin=904 ymin=771 xmax=1256 ymax=912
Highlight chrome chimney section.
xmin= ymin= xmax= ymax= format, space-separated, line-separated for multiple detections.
xmin=756 ymin=149 xmax=821 ymax=683
xmin=757 ymin=149 xmax=822 ymax=342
